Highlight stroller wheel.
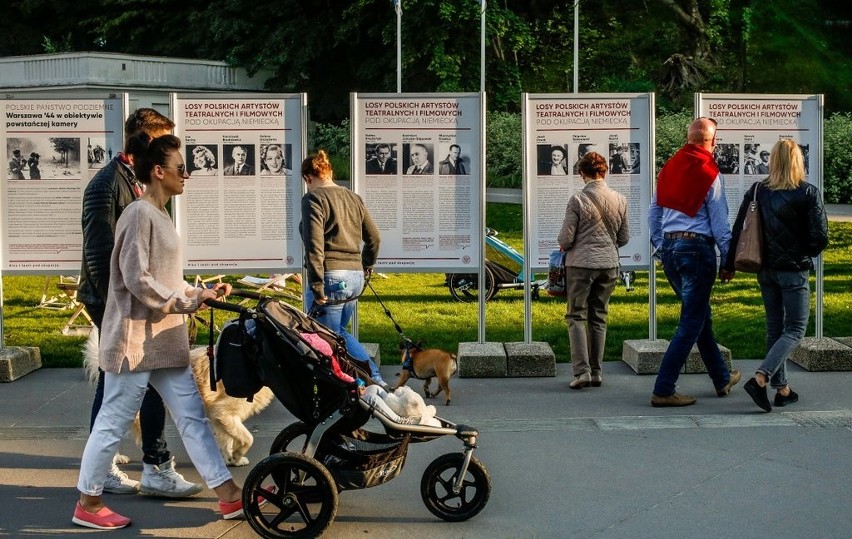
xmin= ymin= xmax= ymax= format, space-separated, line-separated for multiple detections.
xmin=243 ymin=452 xmax=338 ymax=539
xmin=270 ymin=422 xmax=312 ymax=455
xmin=448 ymin=267 xmax=496 ymax=303
xmin=420 ymin=453 xmax=491 ymax=522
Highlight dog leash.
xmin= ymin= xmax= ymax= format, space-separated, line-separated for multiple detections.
xmin=367 ymin=282 xmax=419 ymax=374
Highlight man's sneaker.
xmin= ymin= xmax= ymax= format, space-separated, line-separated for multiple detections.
xmin=139 ymin=457 xmax=203 ymax=498
xmin=103 ymin=462 xmax=139 ymax=494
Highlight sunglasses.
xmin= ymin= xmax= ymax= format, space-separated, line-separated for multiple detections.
xmin=161 ymin=164 xmax=187 ymax=175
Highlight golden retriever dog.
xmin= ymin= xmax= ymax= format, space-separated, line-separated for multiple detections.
xmin=83 ymin=329 xmax=275 ymax=467
xmin=394 ymin=341 xmax=458 ymax=405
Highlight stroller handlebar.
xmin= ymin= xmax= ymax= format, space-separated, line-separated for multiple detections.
xmin=200 ymin=287 xmax=277 ymax=313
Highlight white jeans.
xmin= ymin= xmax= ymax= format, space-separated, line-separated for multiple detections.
xmin=77 ymin=365 xmax=232 ymax=496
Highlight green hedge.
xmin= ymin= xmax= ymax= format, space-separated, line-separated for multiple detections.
xmin=309 ymin=111 xmax=852 ymax=203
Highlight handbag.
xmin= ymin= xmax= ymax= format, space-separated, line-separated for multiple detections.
xmin=546 ymin=249 xmax=567 ymax=297
xmin=734 ymin=182 xmax=763 ymax=272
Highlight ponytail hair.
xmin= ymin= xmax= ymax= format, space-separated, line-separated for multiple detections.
xmin=131 ymin=134 xmax=182 ymax=184
xmin=301 ymin=149 xmax=333 ymax=180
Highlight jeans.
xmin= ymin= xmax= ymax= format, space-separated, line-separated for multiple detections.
xmin=305 ymin=270 xmax=384 ymax=383
xmin=86 ymin=303 xmax=170 ymax=465
xmin=78 ymin=365 xmax=232 ymax=496
xmin=757 ymin=269 xmax=810 ymax=389
xmin=565 ymin=266 xmax=618 ymax=376
xmin=653 ymin=238 xmax=732 ymax=396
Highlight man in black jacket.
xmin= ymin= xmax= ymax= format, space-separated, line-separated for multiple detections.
xmin=79 ymin=108 xmax=201 ymax=498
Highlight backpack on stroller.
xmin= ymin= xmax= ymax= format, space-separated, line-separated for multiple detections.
xmin=208 ymin=290 xmax=491 ymax=538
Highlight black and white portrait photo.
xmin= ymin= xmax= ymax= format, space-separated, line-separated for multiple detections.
xmin=223 ymin=144 xmax=255 ymax=176
xmin=259 ymin=143 xmax=293 ymax=175
xmin=365 ymin=143 xmax=398 ymax=175
xmin=403 ymin=143 xmax=433 ymax=175
xmin=187 ymin=144 xmax=218 ymax=176
xmin=537 ymin=144 xmax=570 ymax=176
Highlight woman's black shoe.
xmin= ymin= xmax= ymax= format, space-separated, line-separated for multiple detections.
xmin=774 ymin=389 xmax=799 ymax=407
xmin=744 ymin=377 xmax=772 ymax=412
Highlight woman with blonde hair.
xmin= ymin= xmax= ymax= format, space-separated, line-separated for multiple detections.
xmin=300 ymin=150 xmax=387 ymax=388
xmin=725 ymin=139 xmax=828 ymax=412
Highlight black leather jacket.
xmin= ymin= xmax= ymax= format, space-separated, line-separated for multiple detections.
xmin=725 ymin=180 xmax=828 ymax=272
xmin=78 ymin=157 xmax=139 ymax=306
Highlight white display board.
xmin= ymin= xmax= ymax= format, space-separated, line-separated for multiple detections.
xmin=172 ymin=93 xmax=306 ymax=273
xmin=697 ymin=93 xmax=825 ymax=337
xmin=697 ymin=93 xmax=824 ymax=224
xmin=523 ymin=93 xmax=654 ymax=270
xmin=351 ymin=93 xmax=485 ymax=272
xmin=1 ymin=95 xmax=126 ymax=273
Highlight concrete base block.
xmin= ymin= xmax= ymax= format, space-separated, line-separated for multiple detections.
xmin=362 ymin=343 xmax=381 ymax=366
xmin=0 ymin=346 xmax=42 ymax=382
xmin=458 ymin=342 xmax=507 ymax=378
xmin=685 ymin=344 xmax=733 ymax=373
xmin=790 ymin=337 xmax=852 ymax=371
xmin=505 ymin=342 xmax=556 ymax=377
xmin=622 ymin=340 xmax=732 ymax=375
xmin=622 ymin=339 xmax=669 ymax=374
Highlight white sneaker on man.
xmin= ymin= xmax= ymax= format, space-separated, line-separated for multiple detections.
xmin=139 ymin=457 xmax=203 ymax=498
xmin=103 ymin=462 xmax=139 ymax=494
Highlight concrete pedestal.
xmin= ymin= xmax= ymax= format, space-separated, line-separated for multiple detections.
xmin=622 ymin=339 xmax=732 ymax=375
xmin=0 ymin=347 xmax=42 ymax=382
xmin=505 ymin=342 xmax=556 ymax=377
xmin=362 ymin=343 xmax=381 ymax=366
xmin=457 ymin=342 xmax=507 ymax=378
xmin=790 ymin=337 xmax=852 ymax=371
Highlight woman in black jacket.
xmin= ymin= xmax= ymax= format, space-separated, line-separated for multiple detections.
xmin=725 ymin=139 xmax=828 ymax=412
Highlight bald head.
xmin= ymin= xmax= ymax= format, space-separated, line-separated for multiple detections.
xmin=687 ymin=118 xmax=717 ymax=150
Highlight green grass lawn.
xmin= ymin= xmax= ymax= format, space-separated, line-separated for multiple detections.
xmin=3 ymin=203 xmax=851 ymax=368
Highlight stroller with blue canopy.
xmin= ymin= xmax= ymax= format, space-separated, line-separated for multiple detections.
xmin=207 ymin=290 xmax=491 ymax=538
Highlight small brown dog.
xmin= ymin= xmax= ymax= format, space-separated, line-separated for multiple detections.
xmin=394 ymin=341 xmax=457 ymax=405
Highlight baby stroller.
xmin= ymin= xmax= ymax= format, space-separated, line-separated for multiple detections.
xmin=207 ymin=290 xmax=491 ymax=538
xmin=446 ymin=227 xmax=546 ymax=302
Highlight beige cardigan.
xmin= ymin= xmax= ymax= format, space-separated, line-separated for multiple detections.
xmin=557 ymin=180 xmax=630 ymax=269
xmin=99 ymin=200 xmax=200 ymax=373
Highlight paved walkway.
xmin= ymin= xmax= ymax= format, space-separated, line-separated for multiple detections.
xmin=2 ymin=360 xmax=851 ymax=538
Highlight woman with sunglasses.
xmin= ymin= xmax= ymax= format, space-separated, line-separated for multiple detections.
xmin=72 ymin=134 xmax=251 ymax=530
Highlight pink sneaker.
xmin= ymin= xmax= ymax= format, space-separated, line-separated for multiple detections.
xmin=72 ymin=502 xmax=131 ymax=530
xmin=219 ymin=486 xmax=275 ymax=520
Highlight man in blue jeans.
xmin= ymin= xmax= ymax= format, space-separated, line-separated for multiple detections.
xmin=648 ymin=117 xmax=741 ymax=407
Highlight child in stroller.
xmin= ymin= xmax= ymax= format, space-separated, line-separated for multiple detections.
xmin=207 ymin=290 xmax=492 ymax=538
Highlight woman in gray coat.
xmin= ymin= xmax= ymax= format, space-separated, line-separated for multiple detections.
xmin=557 ymin=152 xmax=629 ymax=389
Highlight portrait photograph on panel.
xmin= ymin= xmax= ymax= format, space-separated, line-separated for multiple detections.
xmin=403 ymin=142 xmax=434 ymax=175
xmin=86 ymin=137 xmax=113 ymax=170
xmin=571 ymin=143 xmax=599 ymax=175
xmin=608 ymin=142 xmax=641 ymax=175
xmin=743 ymin=143 xmax=772 ymax=175
xmin=7 ymin=137 xmax=81 ymax=179
xmin=438 ymin=143 xmax=469 ymax=175
xmin=537 ymin=144 xmax=570 ymax=176
xmin=187 ymin=144 xmax=219 ymax=176
xmin=714 ymin=143 xmax=741 ymax=174
xmin=365 ymin=143 xmax=398 ymax=175
xmin=223 ymin=144 xmax=255 ymax=176
xmin=259 ymin=143 xmax=293 ymax=175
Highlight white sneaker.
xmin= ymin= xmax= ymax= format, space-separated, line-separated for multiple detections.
xmin=103 ymin=462 xmax=139 ymax=494
xmin=139 ymin=457 xmax=203 ymax=498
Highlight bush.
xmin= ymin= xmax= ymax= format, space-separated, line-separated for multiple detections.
xmin=485 ymin=111 xmax=522 ymax=188
xmin=309 ymin=119 xmax=351 ymax=182
xmin=824 ymin=112 xmax=852 ymax=204
xmin=654 ymin=110 xmax=693 ymax=174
